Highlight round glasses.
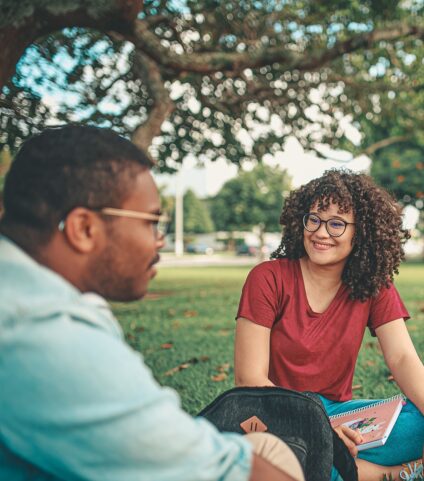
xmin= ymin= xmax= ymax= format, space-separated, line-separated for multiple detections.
xmin=302 ymin=213 xmax=354 ymax=238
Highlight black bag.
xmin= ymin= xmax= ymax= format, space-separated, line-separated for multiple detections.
xmin=198 ymin=386 xmax=357 ymax=481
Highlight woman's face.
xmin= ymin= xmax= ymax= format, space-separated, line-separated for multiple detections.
xmin=303 ymin=200 xmax=355 ymax=268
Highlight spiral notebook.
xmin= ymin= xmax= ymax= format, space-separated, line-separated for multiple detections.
xmin=329 ymin=395 xmax=404 ymax=451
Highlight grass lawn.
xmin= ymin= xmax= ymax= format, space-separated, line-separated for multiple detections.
xmin=113 ymin=262 xmax=424 ymax=415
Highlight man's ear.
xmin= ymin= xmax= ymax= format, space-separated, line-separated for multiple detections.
xmin=61 ymin=208 xmax=103 ymax=253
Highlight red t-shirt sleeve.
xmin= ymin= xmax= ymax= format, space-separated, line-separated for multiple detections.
xmin=368 ymin=282 xmax=410 ymax=336
xmin=236 ymin=261 xmax=282 ymax=329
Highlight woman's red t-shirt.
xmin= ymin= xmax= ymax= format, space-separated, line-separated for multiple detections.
xmin=236 ymin=258 xmax=409 ymax=401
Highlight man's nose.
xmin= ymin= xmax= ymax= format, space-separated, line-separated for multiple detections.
xmin=156 ymin=232 xmax=166 ymax=249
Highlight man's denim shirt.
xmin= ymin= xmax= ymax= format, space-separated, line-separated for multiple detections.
xmin=0 ymin=236 xmax=252 ymax=481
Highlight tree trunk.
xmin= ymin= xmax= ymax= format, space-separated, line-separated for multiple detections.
xmin=258 ymin=223 xmax=266 ymax=262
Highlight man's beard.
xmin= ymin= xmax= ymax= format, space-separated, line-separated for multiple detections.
xmin=86 ymin=240 xmax=145 ymax=302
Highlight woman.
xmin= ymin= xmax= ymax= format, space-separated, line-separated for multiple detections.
xmin=234 ymin=170 xmax=424 ymax=481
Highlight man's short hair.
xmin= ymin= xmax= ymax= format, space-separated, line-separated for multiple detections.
xmin=1 ymin=124 xmax=152 ymax=240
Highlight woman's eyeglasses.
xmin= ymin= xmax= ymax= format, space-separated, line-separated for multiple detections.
xmin=302 ymin=213 xmax=355 ymax=237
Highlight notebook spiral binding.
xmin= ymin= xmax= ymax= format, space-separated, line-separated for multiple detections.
xmin=329 ymin=394 xmax=405 ymax=420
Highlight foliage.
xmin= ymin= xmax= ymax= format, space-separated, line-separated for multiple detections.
xmin=371 ymin=143 xmax=424 ymax=210
xmin=369 ymin=119 xmax=424 ymax=238
xmin=0 ymin=0 xmax=117 ymax=27
xmin=158 ymin=184 xmax=174 ymax=216
xmin=163 ymin=188 xmax=215 ymax=234
xmin=211 ymin=164 xmax=291 ymax=233
xmin=361 ymin=61 xmax=424 ymax=211
xmin=348 ymin=23 xmax=424 ymax=152
xmin=182 ymin=189 xmax=215 ymax=234
xmin=112 ymin=262 xmax=424 ymax=414
xmin=1 ymin=0 xmax=424 ymax=171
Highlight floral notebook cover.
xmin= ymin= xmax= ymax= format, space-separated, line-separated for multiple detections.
xmin=329 ymin=395 xmax=404 ymax=451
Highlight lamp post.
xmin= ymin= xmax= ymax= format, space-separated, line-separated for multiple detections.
xmin=174 ymin=167 xmax=184 ymax=257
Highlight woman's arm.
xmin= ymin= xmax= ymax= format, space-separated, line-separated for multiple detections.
xmin=376 ymin=318 xmax=424 ymax=414
xmin=234 ymin=317 xmax=275 ymax=387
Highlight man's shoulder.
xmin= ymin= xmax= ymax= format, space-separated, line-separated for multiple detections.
xmin=0 ymin=236 xmax=121 ymax=337
xmin=0 ymin=236 xmax=76 ymax=310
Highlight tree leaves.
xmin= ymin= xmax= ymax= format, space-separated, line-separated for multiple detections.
xmin=211 ymin=362 xmax=230 ymax=381
xmin=164 ymin=356 xmax=210 ymax=376
xmin=1 ymin=0 xmax=423 ymax=169
xmin=211 ymin=163 xmax=291 ymax=232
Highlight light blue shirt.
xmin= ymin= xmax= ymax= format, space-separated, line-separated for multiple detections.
xmin=0 ymin=236 xmax=252 ymax=481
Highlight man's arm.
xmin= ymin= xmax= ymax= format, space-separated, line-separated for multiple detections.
xmin=0 ymin=313 xmax=254 ymax=481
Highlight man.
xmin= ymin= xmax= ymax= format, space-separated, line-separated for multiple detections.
xmin=0 ymin=125 xmax=303 ymax=481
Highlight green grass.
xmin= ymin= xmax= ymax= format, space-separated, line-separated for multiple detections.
xmin=112 ymin=262 xmax=424 ymax=415
xmin=353 ymin=263 xmax=424 ymax=400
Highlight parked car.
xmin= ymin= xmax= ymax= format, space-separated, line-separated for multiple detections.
xmin=236 ymin=242 xmax=280 ymax=257
xmin=186 ymin=243 xmax=214 ymax=255
xmin=261 ymin=242 xmax=280 ymax=256
xmin=236 ymin=243 xmax=258 ymax=256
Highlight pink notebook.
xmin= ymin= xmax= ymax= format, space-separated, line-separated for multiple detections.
xmin=329 ymin=395 xmax=404 ymax=451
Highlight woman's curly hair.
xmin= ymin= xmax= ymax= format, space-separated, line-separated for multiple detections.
xmin=271 ymin=169 xmax=410 ymax=301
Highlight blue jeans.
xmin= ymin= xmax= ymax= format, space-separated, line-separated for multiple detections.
xmin=319 ymin=396 xmax=424 ymax=481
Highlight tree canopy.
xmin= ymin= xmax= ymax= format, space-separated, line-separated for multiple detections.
xmin=211 ymin=164 xmax=291 ymax=233
xmin=371 ymin=143 xmax=424 ymax=209
xmin=1 ymin=0 xmax=423 ymax=171
xmin=162 ymin=188 xmax=215 ymax=234
xmin=182 ymin=189 xmax=215 ymax=234
xmin=364 ymin=80 xmax=424 ymax=211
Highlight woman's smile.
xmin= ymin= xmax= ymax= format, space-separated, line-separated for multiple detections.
xmin=311 ymin=240 xmax=335 ymax=251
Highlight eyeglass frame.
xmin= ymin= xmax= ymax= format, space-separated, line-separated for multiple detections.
xmin=302 ymin=213 xmax=355 ymax=238
xmin=58 ymin=207 xmax=170 ymax=237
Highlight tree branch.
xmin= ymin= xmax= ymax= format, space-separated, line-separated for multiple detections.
xmin=363 ymin=135 xmax=411 ymax=156
xmin=311 ymin=134 xmax=412 ymax=163
xmin=130 ymin=52 xmax=175 ymax=156
xmin=132 ymin=19 xmax=424 ymax=74
xmin=2 ymin=2 xmax=422 ymax=90
xmin=0 ymin=0 xmax=142 ymax=88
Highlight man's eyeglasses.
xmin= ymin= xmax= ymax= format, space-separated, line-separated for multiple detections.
xmin=59 ymin=208 xmax=169 ymax=237
xmin=302 ymin=213 xmax=355 ymax=238
xmin=100 ymin=208 xmax=169 ymax=237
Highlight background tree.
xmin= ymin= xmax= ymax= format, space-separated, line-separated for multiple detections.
xmin=371 ymin=144 xmax=424 ymax=209
xmin=183 ymin=189 xmax=215 ymax=234
xmin=370 ymin=141 xmax=424 ymax=253
xmin=363 ymin=75 xmax=424 ymax=235
xmin=1 ymin=0 xmax=424 ymax=172
xmin=164 ymin=189 xmax=214 ymax=235
xmin=211 ymin=164 xmax=291 ymax=252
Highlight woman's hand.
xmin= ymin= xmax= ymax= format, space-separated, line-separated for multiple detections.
xmin=333 ymin=425 xmax=364 ymax=458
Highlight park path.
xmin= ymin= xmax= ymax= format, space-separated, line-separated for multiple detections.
xmin=158 ymin=253 xmax=259 ymax=268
